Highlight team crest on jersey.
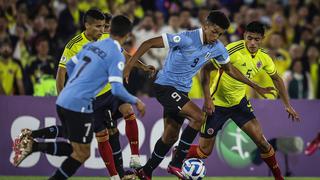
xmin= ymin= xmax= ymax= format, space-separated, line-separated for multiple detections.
xmin=173 ymin=36 xmax=181 ymax=43
xmin=118 ymin=61 xmax=124 ymax=71
xmin=256 ymin=60 xmax=262 ymax=69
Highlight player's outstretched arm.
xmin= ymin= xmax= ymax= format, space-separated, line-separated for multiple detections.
xmin=270 ymin=73 xmax=300 ymax=121
xmin=123 ymin=50 xmax=156 ymax=76
xmin=56 ymin=66 xmax=66 ymax=95
xmin=201 ymin=62 xmax=215 ymax=114
xmin=221 ymin=62 xmax=275 ymax=98
xmin=124 ymin=36 xmax=164 ymax=83
xmin=111 ymin=82 xmax=145 ymax=117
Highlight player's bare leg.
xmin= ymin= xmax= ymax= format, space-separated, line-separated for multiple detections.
xmin=119 ymin=103 xmax=141 ymax=168
xmin=168 ymin=101 xmax=205 ymax=178
xmin=241 ymin=118 xmax=284 ymax=180
xmin=49 ymin=142 xmax=89 ymax=180
xmin=96 ymin=129 xmax=120 ymax=179
xmin=187 ymin=137 xmax=215 ymax=159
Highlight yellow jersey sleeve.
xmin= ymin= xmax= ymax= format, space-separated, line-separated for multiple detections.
xmin=59 ymin=47 xmax=75 ymax=68
xmin=59 ymin=33 xmax=88 ymax=68
xmin=262 ymin=52 xmax=277 ymax=76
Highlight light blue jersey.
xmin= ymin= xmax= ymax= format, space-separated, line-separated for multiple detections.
xmin=156 ymin=28 xmax=230 ymax=92
xmin=56 ymin=38 xmax=137 ymax=113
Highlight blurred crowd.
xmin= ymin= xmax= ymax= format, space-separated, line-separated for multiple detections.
xmin=0 ymin=0 xmax=319 ymax=99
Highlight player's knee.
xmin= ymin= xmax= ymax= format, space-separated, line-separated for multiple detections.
xmin=108 ymin=128 xmax=118 ymax=135
xmin=191 ymin=113 xmax=205 ymax=129
xmin=162 ymin=133 xmax=179 ymax=145
xmin=96 ymin=129 xmax=109 ymax=142
xmin=119 ymin=103 xmax=134 ymax=117
xmin=72 ymin=145 xmax=91 ymax=162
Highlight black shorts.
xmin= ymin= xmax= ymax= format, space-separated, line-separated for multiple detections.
xmin=92 ymin=91 xmax=124 ymax=132
xmin=154 ymin=83 xmax=190 ymax=124
xmin=56 ymin=105 xmax=94 ymax=144
xmin=200 ymin=97 xmax=256 ymax=138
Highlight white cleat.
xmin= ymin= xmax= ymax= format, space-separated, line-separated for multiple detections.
xmin=110 ymin=175 xmax=121 ymax=180
xmin=129 ymin=155 xmax=141 ymax=169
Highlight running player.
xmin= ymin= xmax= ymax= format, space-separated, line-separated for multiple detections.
xmin=49 ymin=15 xmax=144 ymax=180
xmin=124 ymin=11 xmax=274 ymax=179
xmin=186 ymin=21 xmax=300 ymax=180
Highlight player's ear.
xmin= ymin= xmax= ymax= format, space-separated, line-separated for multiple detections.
xmin=85 ymin=22 xmax=90 ymax=30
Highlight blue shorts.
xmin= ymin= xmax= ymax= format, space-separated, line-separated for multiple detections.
xmin=200 ymin=97 xmax=255 ymax=138
xmin=92 ymin=91 xmax=124 ymax=133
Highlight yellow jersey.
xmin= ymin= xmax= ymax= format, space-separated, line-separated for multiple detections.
xmin=0 ymin=59 xmax=23 ymax=95
xmin=59 ymin=32 xmax=111 ymax=97
xmin=211 ymin=40 xmax=277 ymax=107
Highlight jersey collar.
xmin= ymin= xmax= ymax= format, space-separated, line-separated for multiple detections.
xmin=82 ymin=32 xmax=91 ymax=42
xmin=199 ymin=28 xmax=204 ymax=45
xmin=113 ymin=40 xmax=121 ymax=51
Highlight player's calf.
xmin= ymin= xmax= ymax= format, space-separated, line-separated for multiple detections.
xmin=96 ymin=129 xmax=119 ymax=176
xmin=70 ymin=143 xmax=91 ymax=163
xmin=120 ymin=104 xmax=140 ymax=167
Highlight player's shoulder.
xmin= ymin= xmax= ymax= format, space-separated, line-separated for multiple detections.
xmin=259 ymin=48 xmax=273 ymax=60
xmin=215 ymin=40 xmax=226 ymax=50
xmin=65 ymin=33 xmax=85 ymax=50
xmin=226 ymin=40 xmax=245 ymax=55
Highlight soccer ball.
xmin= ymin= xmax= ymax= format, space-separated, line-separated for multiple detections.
xmin=182 ymin=158 xmax=206 ymax=180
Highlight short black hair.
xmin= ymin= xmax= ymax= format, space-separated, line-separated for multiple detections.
xmin=110 ymin=15 xmax=132 ymax=37
xmin=245 ymin=21 xmax=265 ymax=36
xmin=206 ymin=10 xmax=230 ymax=30
xmin=83 ymin=8 xmax=105 ymax=24
xmin=104 ymin=12 xmax=112 ymax=22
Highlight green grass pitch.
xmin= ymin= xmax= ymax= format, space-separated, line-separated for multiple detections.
xmin=0 ymin=177 xmax=319 ymax=180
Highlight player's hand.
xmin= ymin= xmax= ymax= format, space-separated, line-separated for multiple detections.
xmin=124 ymin=64 xmax=133 ymax=84
xmin=203 ymin=98 xmax=214 ymax=115
xmin=135 ymin=99 xmax=146 ymax=117
xmin=145 ymin=65 xmax=156 ymax=78
xmin=254 ymin=85 xmax=276 ymax=99
xmin=286 ymin=106 xmax=300 ymax=122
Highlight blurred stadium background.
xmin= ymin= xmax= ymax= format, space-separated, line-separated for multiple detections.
xmin=0 ymin=0 xmax=319 ymax=179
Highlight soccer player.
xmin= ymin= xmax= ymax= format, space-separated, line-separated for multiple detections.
xmin=50 ymin=15 xmax=145 ymax=180
xmin=186 ymin=21 xmax=300 ymax=180
xmin=124 ymin=11 xmax=274 ymax=179
xmin=13 ymin=9 xmax=151 ymax=178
